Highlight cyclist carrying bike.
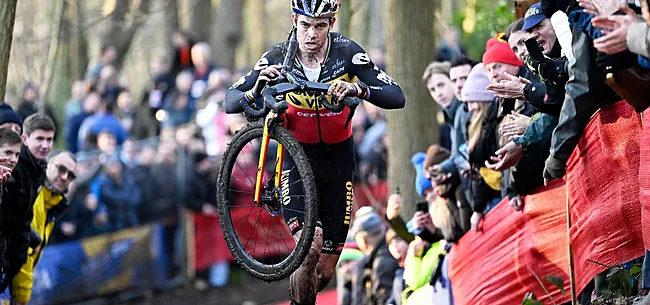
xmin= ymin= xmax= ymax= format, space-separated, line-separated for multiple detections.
xmin=224 ymin=1 xmax=405 ymax=304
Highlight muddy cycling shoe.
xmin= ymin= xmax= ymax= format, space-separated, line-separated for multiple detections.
xmin=543 ymin=155 xmax=567 ymax=181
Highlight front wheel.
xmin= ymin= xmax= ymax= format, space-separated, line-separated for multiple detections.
xmin=216 ymin=120 xmax=318 ymax=282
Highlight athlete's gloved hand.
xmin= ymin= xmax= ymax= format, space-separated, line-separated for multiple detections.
xmin=328 ymin=80 xmax=362 ymax=103
xmin=251 ymin=65 xmax=282 ymax=97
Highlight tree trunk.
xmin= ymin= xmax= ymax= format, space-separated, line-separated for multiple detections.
xmin=188 ymin=0 xmax=211 ymax=42
xmin=70 ymin=0 xmax=89 ymax=81
xmin=249 ymin=0 xmax=266 ymax=63
xmin=0 ymin=0 xmax=18 ymax=101
xmin=41 ymin=0 xmax=66 ymax=112
xmin=368 ymin=0 xmax=385 ymax=49
xmin=102 ymin=0 xmax=153 ymax=69
xmin=211 ymin=0 xmax=244 ymax=71
xmin=385 ymin=0 xmax=438 ymax=218
xmin=164 ymin=0 xmax=180 ymax=70
xmin=337 ymin=0 xmax=352 ymax=37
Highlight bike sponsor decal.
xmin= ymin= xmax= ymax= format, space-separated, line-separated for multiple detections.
xmin=281 ymin=169 xmax=292 ymax=206
xmin=352 ymin=52 xmax=371 ymax=66
xmin=344 ymin=181 xmax=353 ymax=225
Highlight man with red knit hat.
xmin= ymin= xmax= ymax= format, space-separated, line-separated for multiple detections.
xmin=481 ymin=37 xmax=536 ymax=136
xmin=480 ymin=37 xmax=537 ymax=212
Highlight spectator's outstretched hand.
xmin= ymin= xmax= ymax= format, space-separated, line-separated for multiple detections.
xmin=510 ymin=195 xmax=524 ymax=212
xmin=500 ymin=112 xmax=531 ymax=140
xmin=386 ymin=193 xmax=402 ymax=221
xmin=592 ymin=6 xmax=641 ymax=55
xmin=578 ymin=0 xmax=600 ymax=16
xmin=470 ymin=212 xmax=483 ymax=231
xmin=485 ymin=141 xmax=524 ymax=172
xmin=486 ymin=72 xmax=530 ymax=99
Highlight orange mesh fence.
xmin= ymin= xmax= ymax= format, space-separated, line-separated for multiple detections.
xmin=448 ymin=102 xmax=645 ymax=305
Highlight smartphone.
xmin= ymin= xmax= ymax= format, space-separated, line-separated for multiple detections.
xmin=416 ymin=200 xmax=429 ymax=213
xmin=524 ymin=37 xmax=545 ymax=62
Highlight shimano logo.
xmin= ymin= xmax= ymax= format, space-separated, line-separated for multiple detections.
xmin=296 ymin=111 xmax=342 ymax=118
xmin=281 ymin=170 xmax=291 ymax=206
xmin=344 ymin=181 xmax=353 ymax=225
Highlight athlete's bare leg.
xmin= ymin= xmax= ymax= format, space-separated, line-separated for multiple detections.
xmin=316 ymin=253 xmax=339 ymax=291
xmin=290 ymin=228 xmax=323 ymax=304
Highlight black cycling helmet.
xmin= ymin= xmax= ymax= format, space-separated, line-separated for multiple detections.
xmin=291 ymin=0 xmax=340 ymax=18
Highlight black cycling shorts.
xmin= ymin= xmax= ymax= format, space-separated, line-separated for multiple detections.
xmin=281 ymin=137 xmax=356 ymax=255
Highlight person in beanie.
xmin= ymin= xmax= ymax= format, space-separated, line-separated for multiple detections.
xmin=0 ymin=103 xmax=23 ymax=135
xmin=350 ymin=209 xmax=398 ymax=305
xmin=461 ymin=63 xmax=502 ymax=231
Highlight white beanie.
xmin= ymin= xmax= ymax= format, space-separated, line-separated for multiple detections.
xmin=461 ymin=63 xmax=496 ymax=103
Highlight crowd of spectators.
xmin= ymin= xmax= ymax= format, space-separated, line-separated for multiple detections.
xmin=334 ymin=1 xmax=650 ymax=304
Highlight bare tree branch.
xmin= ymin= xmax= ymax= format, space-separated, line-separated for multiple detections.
xmin=0 ymin=0 xmax=18 ymax=101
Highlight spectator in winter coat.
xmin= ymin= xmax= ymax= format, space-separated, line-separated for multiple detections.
xmin=187 ymin=42 xmax=217 ymax=110
xmin=66 ymin=92 xmax=101 ymax=153
xmin=80 ymin=99 xmax=128 ymax=149
xmin=5 ymin=151 xmax=77 ymax=305
xmin=351 ymin=208 xmax=399 ymax=305
xmin=95 ymin=155 xmax=142 ymax=230
xmin=162 ymin=72 xmax=194 ymax=129
xmin=16 ymin=82 xmax=59 ymax=132
xmin=461 ymin=64 xmax=501 ymax=230
xmin=64 ymin=81 xmax=88 ymax=121
xmin=0 ymin=114 xmax=55 ymax=292
xmin=86 ymin=44 xmax=117 ymax=84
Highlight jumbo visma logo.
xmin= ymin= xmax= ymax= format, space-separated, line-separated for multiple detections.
xmin=344 ymin=181 xmax=353 ymax=225
xmin=281 ymin=170 xmax=292 ymax=206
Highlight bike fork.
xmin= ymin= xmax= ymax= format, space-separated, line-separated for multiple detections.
xmin=253 ymin=113 xmax=285 ymax=204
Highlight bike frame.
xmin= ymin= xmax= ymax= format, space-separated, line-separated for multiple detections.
xmin=253 ymin=112 xmax=286 ymax=204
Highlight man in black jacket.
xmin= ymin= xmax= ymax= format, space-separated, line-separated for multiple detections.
xmin=351 ymin=208 xmax=399 ymax=305
xmin=0 ymin=113 xmax=55 ymax=290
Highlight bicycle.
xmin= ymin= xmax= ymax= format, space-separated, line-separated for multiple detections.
xmin=216 ymin=29 xmax=360 ymax=282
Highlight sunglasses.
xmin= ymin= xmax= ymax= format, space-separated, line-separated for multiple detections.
xmin=53 ymin=163 xmax=77 ymax=181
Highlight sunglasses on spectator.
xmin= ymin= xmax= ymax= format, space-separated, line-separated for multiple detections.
xmin=52 ymin=163 xmax=77 ymax=181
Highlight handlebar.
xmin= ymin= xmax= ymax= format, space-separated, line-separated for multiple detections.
xmin=240 ymin=79 xmax=361 ymax=129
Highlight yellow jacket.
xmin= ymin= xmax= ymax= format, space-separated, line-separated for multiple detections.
xmin=11 ymin=186 xmax=67 ymax=304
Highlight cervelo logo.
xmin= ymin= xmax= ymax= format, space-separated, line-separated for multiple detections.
xmin=296 ymin=111 xmax=342 ymax=118
xmin=344 ymin=181 xmax=353 ymax=225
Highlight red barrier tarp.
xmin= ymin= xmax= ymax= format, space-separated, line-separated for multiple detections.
xmin=449 ymin=102 xmax=645 ymax=305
